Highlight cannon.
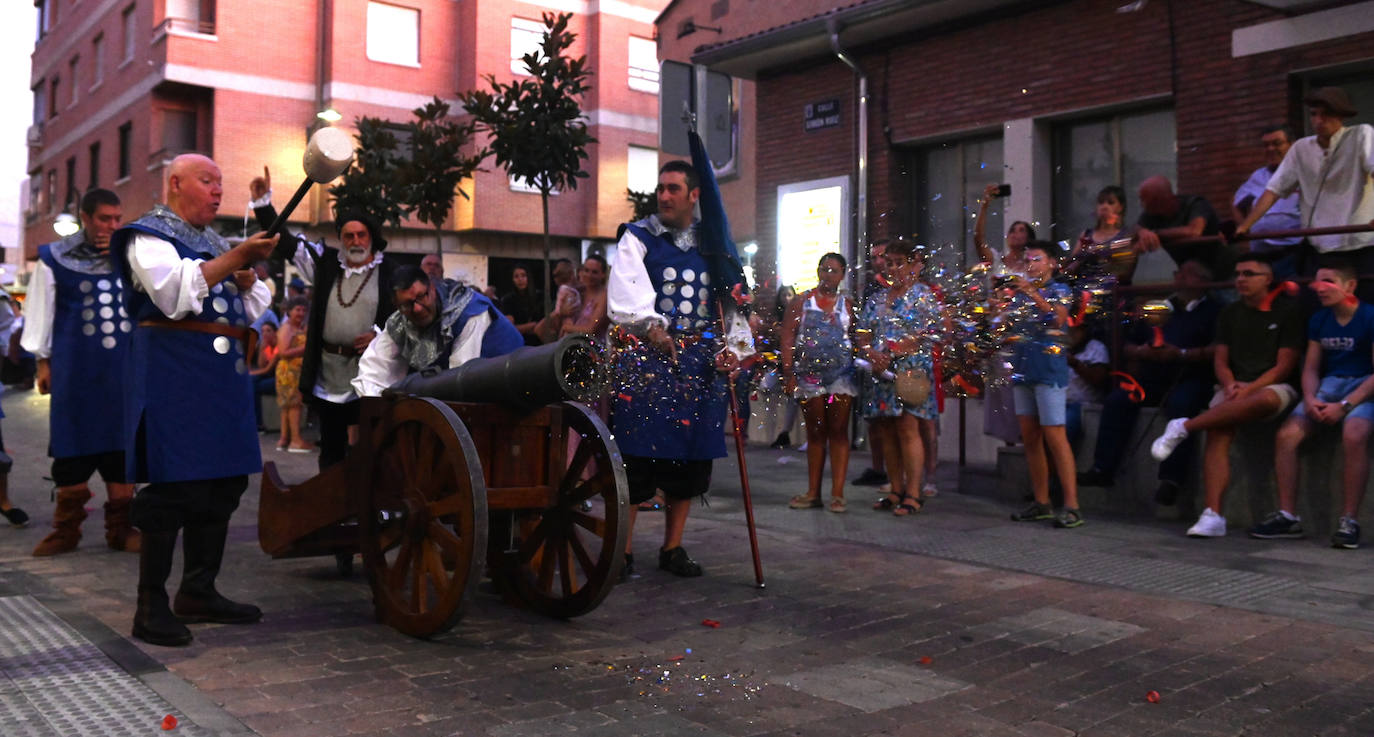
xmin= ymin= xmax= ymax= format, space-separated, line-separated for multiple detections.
xmin=258 ymin=336 xmax=629 ymax=637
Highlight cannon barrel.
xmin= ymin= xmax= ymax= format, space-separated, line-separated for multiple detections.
xmin=384 ymin=334 xmax=601 ymax=410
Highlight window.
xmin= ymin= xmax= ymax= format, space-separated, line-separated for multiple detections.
xmin=47 ymin=168 xmax=58 ymax=213
xmin=627 ymin=145 xmax=659 ymax=194
xmin=1051 ymin=108 xmax=1175 ymax=242
xmin=117 ymin=122 xmax=132 ymax=180
xmin=628 ymin=36 xmax=659 ymax=94
xmin=161 ymin=109 xmax=197 ymax=153
xmin=122 ymin=5 xmax=136 ymax=63
xmin=36 ymin=0 xmax=53 ymax=41
xmin=65 ymin=156 xmax=78 ymax=212
xmin=29 ymin=172 xmax=43 ymax=216
xmin=32 ymin=80 xmax=46 ymax=125
xmin=366 ymin=2 xmax=419 ymax=67
xmin=510 ymin=17 xmax=543 ymax=75
xmin=910 ymin=136 xmax=1004 ymax=270
xmin=49 ymin=77 xmax=60 ymax=118
xmin=509 ymin=173 xmax=559 ymax=195
xmin=92 ymin=34 xmax=105 ymax=87
xmin=69 ymin=56 xmax=80 ymax=107
xmin=89 ymin=141 xmax=101 ymax=188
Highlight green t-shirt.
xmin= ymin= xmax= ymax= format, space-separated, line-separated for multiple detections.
xmin=1215 ymin=296 xmax=1305 ymax=383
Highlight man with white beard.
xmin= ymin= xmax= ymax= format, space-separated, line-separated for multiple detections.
xmin=250 ymin=169 xmax=398 ymax=473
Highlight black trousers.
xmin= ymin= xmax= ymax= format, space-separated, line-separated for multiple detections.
xmin=129 ymin=475 xmax=248 ymax=535
xmin=312 ymin=397 xmax=361 ymax=472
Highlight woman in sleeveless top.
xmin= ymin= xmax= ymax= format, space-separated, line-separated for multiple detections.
xmin=781 ymin=253 xmax=857 ymax=513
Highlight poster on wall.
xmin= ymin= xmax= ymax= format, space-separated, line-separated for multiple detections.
xmin=776 ymin=176 xmax=850 ymax=292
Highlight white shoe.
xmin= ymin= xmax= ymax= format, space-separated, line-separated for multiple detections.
xmin=1151 ymin=418 xmax=1190 ymax=461
xmin=1186 ymin=508 xmax=1227 ymax=538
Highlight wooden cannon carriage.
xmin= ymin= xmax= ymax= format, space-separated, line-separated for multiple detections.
xmin=257 ymin=337 xmax=629 ymax=637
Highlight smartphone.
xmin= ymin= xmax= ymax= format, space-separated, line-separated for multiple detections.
xmin=995 ymin=183 xmax=1012 ymax=198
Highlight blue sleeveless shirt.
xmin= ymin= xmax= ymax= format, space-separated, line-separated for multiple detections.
xmin=38 ymin=235 xmax=130 ymax=458
xmin=109 ymin=207 xmax=261 ymax=483
xmin=610 ymin=221 xmax=727 ymax=461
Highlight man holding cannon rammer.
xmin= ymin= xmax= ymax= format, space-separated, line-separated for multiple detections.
xmin=111 ymin=154 xmax=279 ymax=647
xmin=609 ymin=159 xmax=753 ymax=579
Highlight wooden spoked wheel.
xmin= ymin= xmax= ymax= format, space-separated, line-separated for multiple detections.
xmin=497 ymin=402 xmax=629 ymax=618
xmin=358 ymin=398 xmax=487 ymax=638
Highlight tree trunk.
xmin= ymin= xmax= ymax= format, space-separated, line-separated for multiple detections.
xmin=434 ymin=224 xmax=443 ymax=263
xmin=541 ymin=190 xmax=552 ymax=316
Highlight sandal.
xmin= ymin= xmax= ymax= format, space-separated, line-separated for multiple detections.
xmin=892 ymin=496 xmax=923 ymax=517
xmin=872 ymin=492 xmax=900 ymax=511
xmin=637 ymin=497 xmax=664 ymax=512
xmin=789 ymin=494 xmax=822 ymax=510
xmin=827 ymin=497 xmax=847 ymax=514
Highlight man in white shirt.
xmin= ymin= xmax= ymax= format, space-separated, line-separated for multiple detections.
xmin=1238 ymin=87 xmax=1374 ymax=297
xmin=352 ymin=265 xmax=524 ymax=397
xmin=110 ymin=154 xmax=278 ymax=647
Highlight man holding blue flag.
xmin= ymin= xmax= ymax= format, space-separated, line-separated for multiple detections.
xmin=609 ymin=152 xmax=753 ymax=579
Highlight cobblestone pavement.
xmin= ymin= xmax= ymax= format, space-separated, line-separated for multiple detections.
xmin=2 ymin=387 xmax=1373 ymax=736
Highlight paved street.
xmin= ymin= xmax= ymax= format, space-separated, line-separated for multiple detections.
xmin=2 ymin=386 xmax=1373 ymax=736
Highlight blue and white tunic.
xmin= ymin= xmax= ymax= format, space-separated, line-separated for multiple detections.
xmin=109 ymin=206 xmax=270 ymax=483
xmin=608 ymin=217 xmax=752 ymax=461
xmin=35 ymin=234 xmax=131 ymax=458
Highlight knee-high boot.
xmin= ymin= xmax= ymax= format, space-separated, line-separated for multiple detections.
xmin=131 ymin=529 xmax=193 ymax=646
xmin=173 ymin=523 xmax=262 ymax=624
xmin=103 ymin=498 xmax=143 ymax=552
xmin=32 ymin=486 xmax=91 ymax=557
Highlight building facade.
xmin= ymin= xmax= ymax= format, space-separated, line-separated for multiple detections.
xmin=658 ymin=0 xmax=1374 ymax=290
xmin=24 ymin=0 xmax=668 ymax=289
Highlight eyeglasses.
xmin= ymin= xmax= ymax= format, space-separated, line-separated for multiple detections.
xmin=395 ymin=289 xmax=430 ymax=313
xmin=818 ymin=266 xmax=843 ymax=273
xmin=1235 ymin=269 xmax=1269 ymax=278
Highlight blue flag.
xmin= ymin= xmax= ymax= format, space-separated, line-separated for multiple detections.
xmin=688 ymin=130 xmax=749 ymax=303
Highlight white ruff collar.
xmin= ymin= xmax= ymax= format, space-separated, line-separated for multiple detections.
xmin=339 ymin=251 xmax=383 ymax=276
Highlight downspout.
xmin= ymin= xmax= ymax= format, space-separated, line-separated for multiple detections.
xmin=827 ymin=19 xmax=867 ymax=277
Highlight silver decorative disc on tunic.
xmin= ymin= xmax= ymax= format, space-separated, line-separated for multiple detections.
xmin=119 ymin=320 xmax=131 ymax=333
xmin=101 ymin=336 xmax=117 ymax=350
xmin=81 ymin=308 xmax=95 ymax=321
xmin=235 ymin=358 xmax=246 ymax=374
xmin=212 ymin=336 xmax=231 ymax=354
xmin=700 ymin=272 xmax=710 ymax=286
xmin=81 ymin=324 xmax=96 ymax=336
xmin=212 ymin=284 xmax=222 ymax=294
xmin=659 ymin=298 xmax=675 ymax=313
xmin=662 ymin=267 xmax=677 ymax=281
xmin=82 ymin=296 xmax=94 ymax=307
xmin=97 ymin=279 xmax=111 ymax=291
xmin=99 ymin=306 xmax=113 ymax=319
xmin=100 ymin=321 xmax=115 ymax=335
xmin=679 ymin=299 xmax=693 ymax=315
xmin=215 ymin=317 xmax=230 ymax=325
xmin=681 ymin=285 xmax=695 ymax=299
xmin=662 ymin=282 xmax=677 ymax=296
xmin=682 ymin=268 xmax=695 ymax=283
xmin=211 ymin=297 xmax=229 ymax=314
xmin=79 ymin=281 xmax=93 ymax=293
xmin=98 ymin=292 xmax=112 ymax=305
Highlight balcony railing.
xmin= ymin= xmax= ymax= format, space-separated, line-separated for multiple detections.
xmin=156 ymin=16 xmax=216 ymax=37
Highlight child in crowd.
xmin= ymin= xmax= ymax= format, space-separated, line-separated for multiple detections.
xmin=1004 ymin=241 xmax=1084 ymax=528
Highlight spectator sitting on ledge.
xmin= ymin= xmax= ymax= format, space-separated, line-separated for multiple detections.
xmin=1150 ymin=253 xmax=1303 ymax=538
xmin=1248 ymin=259 xmax=1374 ymax=549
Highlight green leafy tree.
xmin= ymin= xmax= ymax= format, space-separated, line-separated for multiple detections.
xmin=405 ymin=97 xmax=486 ymax=256
xmin=329 ymin=117 xmax=408 ymax=228
xmin=627 ymin=189 xmax=656 ymax=221
xmin=460 ymin=11 xmax=595 ymax=313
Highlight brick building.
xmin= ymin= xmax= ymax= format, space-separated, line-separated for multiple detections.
xmin=23 ymin=0 xmax=667 ymax=289
xmin=658 ymin=0 xmax=1374 ymax=290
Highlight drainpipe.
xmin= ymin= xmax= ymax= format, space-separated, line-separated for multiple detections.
xmin=828 ymin=19 xmax=867 ymax=276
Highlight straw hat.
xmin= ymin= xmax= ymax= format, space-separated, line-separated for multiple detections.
xmin=1303 ymin=87 xmax=1358 ymax=118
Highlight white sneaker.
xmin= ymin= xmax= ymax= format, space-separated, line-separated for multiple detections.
xmin=1186 ymin=508 xmax=1227 ymax=538
xmin=1151 ymin=418 xmax=1190 ymax=461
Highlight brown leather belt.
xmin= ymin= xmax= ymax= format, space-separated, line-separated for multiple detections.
xmin=321 ymin=341 xmax=360 ymax=358
xmin=139 ymin=318 xmax=257 ymax=360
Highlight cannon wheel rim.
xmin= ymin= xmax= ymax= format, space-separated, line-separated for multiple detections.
xmin=358 ymin=397 xmax=487 ymax=638
xmin=500 ymin=401 xmax=629 ymax=618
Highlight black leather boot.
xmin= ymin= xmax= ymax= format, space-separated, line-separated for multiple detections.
xmin=173 ymin=523 xmax=262 ymax=624
xmin=132 ymin=530 xmax=193 ymax=647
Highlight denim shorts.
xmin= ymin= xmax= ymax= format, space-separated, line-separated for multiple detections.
xmin=1293 ymin=374 xmax=1374 ymax=423
xmin=1012 ymin=383 xmax=1067 ymax=426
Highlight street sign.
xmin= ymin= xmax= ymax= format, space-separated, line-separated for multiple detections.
xmin=804 ymin=99 xmax=841 ymax=131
